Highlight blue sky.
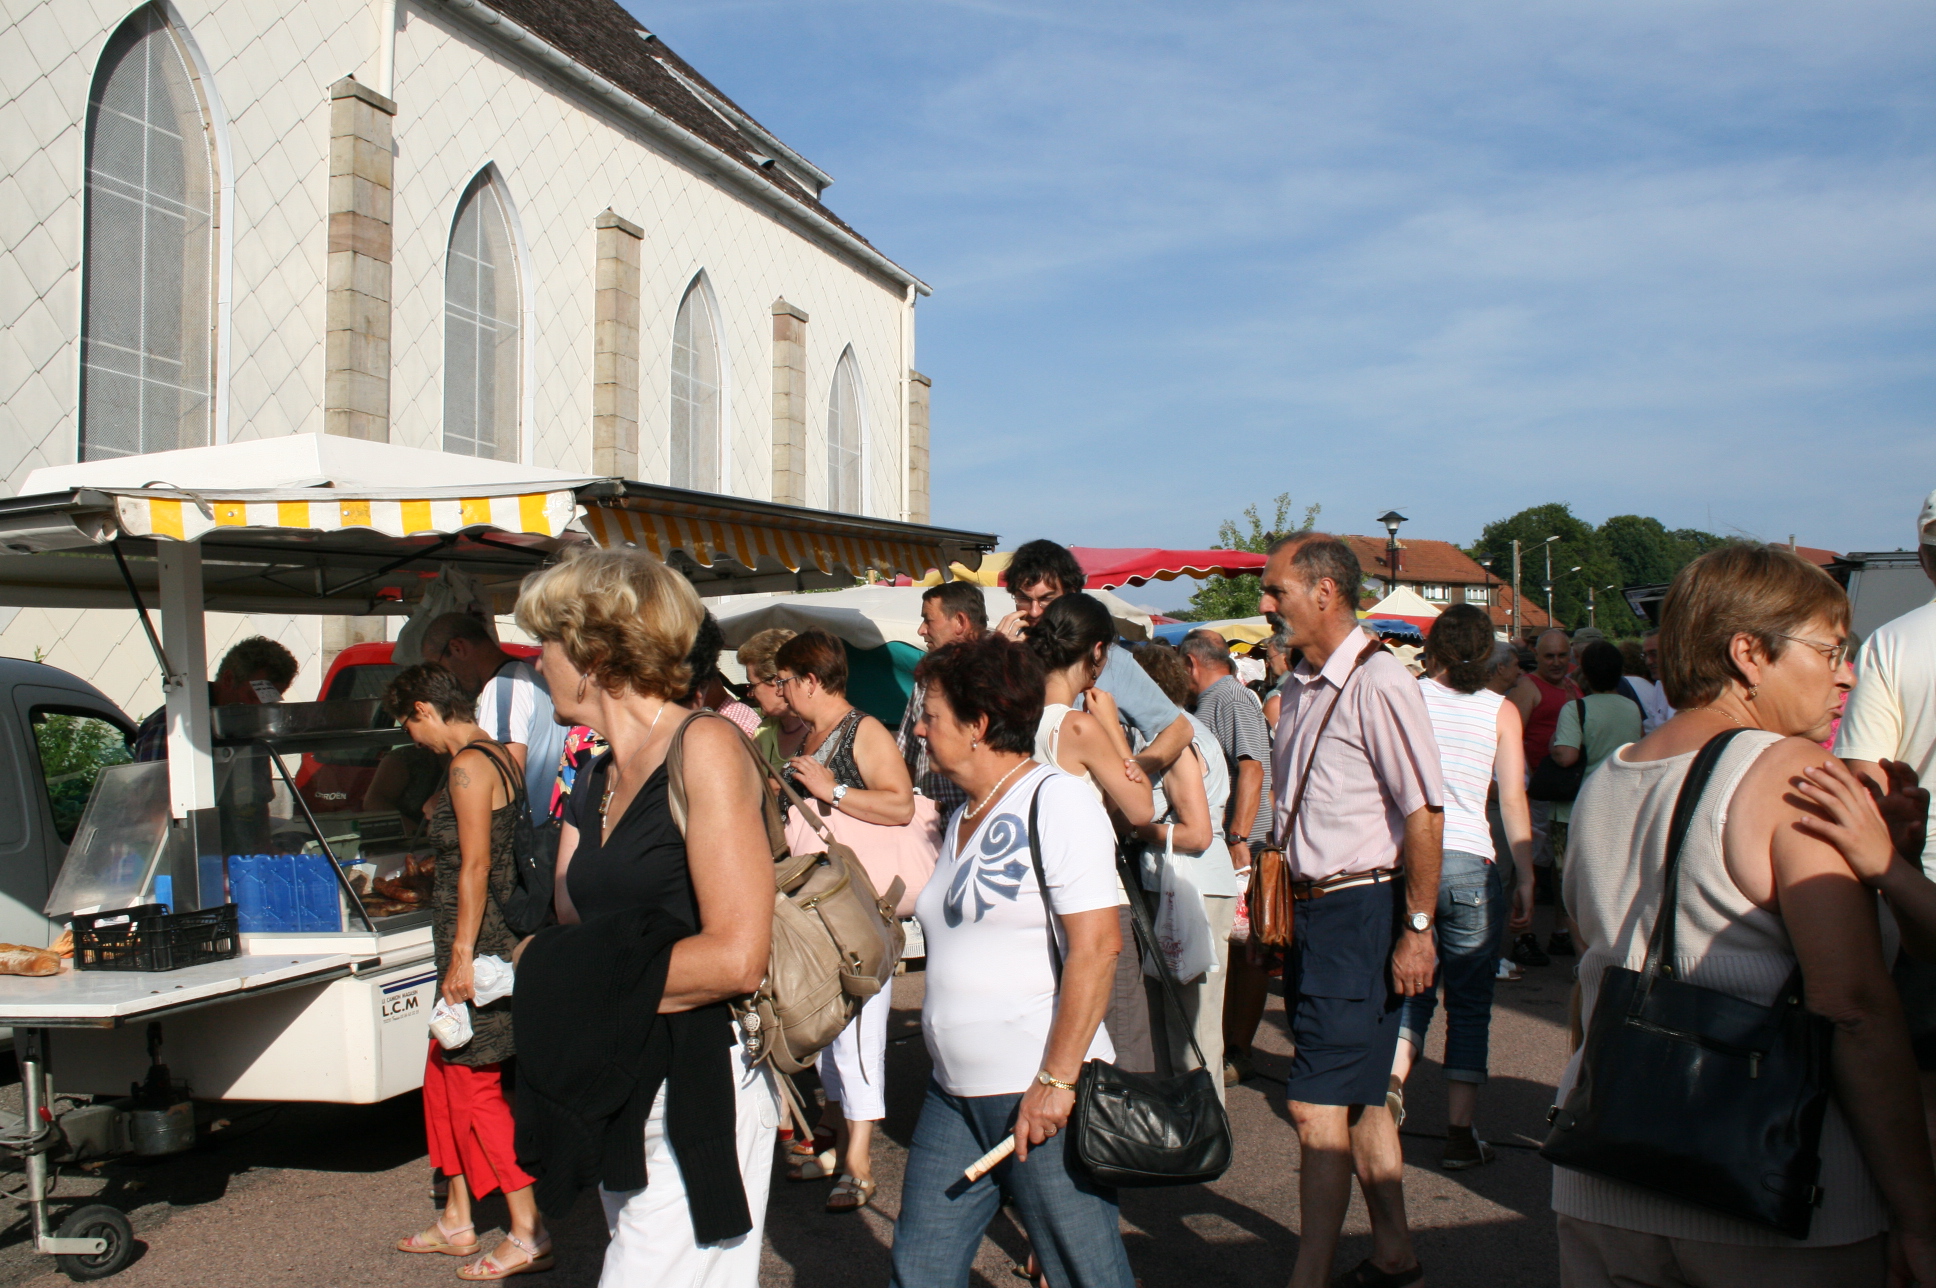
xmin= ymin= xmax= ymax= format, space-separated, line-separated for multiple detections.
xmin=628 ymin=0 xmax=1935 ymax=609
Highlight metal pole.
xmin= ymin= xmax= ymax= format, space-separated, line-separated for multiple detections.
xmin=1511 ymin=540 xmax=1521 ymax=641
xmin=1545 ymin=543 xmax=1554 ymax=626
xmin=1588 ymin=585 xmax=1596 ymax=629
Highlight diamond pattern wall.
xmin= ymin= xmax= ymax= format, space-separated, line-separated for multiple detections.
xmin=2 ymin=0 xmax=922 ymax=702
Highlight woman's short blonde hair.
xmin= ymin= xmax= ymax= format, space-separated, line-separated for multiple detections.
xmin=1658 ymin=542 xmax=1851 ymax=709
xmin=735 ymin=628 xmax=796 ymax=682
xmin=514 ymin=547 xmax=703 ymax=699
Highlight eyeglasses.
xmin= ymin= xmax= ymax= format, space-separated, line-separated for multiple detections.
xmin=772 ymin=675 xmax=796 ymax=690
xmin=1774 ymin=634 xmax=1851 ymax=669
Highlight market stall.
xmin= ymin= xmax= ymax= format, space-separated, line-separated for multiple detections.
xmin=0 ymin=436 xmax=995 ymax=1277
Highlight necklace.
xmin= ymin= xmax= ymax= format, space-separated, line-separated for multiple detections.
xmin=1698 ymin=705 xmax=1748 ymax=730
xmin=601 ymin=700 xmax=669 ymax=826
xmin=964 ymin=759 xmax=1029 ymax=823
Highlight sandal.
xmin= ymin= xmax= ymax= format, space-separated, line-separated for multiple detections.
xmin=788 ymin=1127 xmax=838 ymax=1181
xmin=825 ymin=1173 xmax=875 ymax=1213
xmin=456 ymin=1233 xmax=554 ymax=1280
xmin=1331 ymin=1257 xmax=1424 ymax=1288
xmin=397 ymin=1217 xmax=479 ymax=1257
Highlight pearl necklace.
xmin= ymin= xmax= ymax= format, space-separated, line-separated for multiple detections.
xmin=964 ymin=759 xmax=1029 ymax=824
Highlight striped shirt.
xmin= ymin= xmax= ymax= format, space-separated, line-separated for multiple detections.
xmin=1417 ymin=676 xmax=1502 ymax=861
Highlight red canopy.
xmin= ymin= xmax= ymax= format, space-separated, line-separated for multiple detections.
xmin=1069 ymin=547 xmax=1266 ymax=589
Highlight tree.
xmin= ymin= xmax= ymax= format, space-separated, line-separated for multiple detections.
xmin=1180 ymin=493 xmax=1321 ymax=621
xmin=1598 ymin=515 xmax=1685 ymax=588
xmin=1468 ymin=503 xmax=1640 ymax=636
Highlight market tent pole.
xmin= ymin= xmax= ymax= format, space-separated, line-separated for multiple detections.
xmin=156 ymin=542 xmax=214 ymax=910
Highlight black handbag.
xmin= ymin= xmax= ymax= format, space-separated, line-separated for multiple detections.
xmin=1025 ymin=793 xmax=1233 ymax=1188
xmin=1540 ymin=728 xmax=1835 ymax=1240
xmin=1527 ymin=698 xmax=1589 ymax=803
xmin=463 ymin=740 xmax=558 ymax=938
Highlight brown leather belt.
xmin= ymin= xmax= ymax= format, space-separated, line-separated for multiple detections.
xmin=1289 ymin=867 xmax=1398 ymax=901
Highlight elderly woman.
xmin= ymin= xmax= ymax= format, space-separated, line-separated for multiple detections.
xmin=772 ymin=627 xmax=916 ymax=1210
xmin=1131 ymin=643 xmax=1243 ymax=1105
xmin=513 ymin=547 xmax=776 ymax=1287
xmin=386 ymin=663 xmax=548 ymax=1280
xmin=891 ymin=634 xmax=1134 ymax=1288
xmin=1551 ymin=543 xmax=1936 ymax=1286
xmin=735 ymin=627 xmax=805 ymax=771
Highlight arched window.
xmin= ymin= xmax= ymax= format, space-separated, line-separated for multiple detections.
xmin=826 ymin=348 xmax=863 ymax=515
xmin=443 ymin=171 xmax=522 ymax=460
xmin=669 ymin=276 xmax=721 ymax=491
xmin=80 ymin=4 xmax=219 ymax=460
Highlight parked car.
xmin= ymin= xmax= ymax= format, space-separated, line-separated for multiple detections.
xmin=0 ymin=658 xmax=135 ymax=948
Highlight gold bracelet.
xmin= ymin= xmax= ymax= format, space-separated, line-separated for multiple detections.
xmin=1036 ymin=1069 xmax=1076 ymax=1093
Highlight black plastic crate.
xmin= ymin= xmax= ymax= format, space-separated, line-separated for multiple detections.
xmin=72 ymin=903 xmax=242 ymax=973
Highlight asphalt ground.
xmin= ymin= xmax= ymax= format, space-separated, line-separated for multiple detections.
xmin=0 ymin=915 xmax=1576 ymax=1288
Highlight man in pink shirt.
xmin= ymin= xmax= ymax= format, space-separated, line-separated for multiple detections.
xmin=1262 ymin=533 xmax=1445 ymax=1288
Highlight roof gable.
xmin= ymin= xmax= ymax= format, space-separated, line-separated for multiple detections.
xmin=1342 ymin=535 xmax=1493 ymax=585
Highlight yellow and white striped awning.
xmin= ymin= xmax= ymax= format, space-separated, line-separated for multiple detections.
xmin=581 ymin=501 xmax=965 ymax=583
xmin=109 ymin=488 xmax=580 ymax=542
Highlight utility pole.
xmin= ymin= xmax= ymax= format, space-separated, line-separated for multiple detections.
xmin=1587 ymin=584 xmax=1596 ymax=629
xmin=1545 ymin=540 xmax=1555 ymax=627
xmin=1511 ymin=539 xmax=1522 ymax=641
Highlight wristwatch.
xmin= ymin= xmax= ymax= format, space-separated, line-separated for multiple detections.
xmin=1036 ymin=1069 xmax=1077 ymax=1093
xmin=831 ymin=783 xmax=849 ymax=806
xmin=1406 ymin=911 xmax=1433 ymax=934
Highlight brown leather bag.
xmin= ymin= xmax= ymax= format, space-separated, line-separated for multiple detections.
xmin=1247 ymin=637 xmax=1388 ymax=948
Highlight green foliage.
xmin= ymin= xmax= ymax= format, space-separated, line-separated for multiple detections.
xmin=31 ymin=712 xmax=132 ymax=841
xmin=1182 ymin=494 xmax=1321 ymax=622
xmin=1468 ymin=505 xmax=1725 ymax=636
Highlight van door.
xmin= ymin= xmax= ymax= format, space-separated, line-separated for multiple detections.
xmin=10 ymin=684 xmax=135 ymax=947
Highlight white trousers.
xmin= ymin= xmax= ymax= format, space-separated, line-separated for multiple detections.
xmin=599 ymin=1038 xmax=779 ymax=1288
xmin=816 ymin=974 xmax=893 ymax=1122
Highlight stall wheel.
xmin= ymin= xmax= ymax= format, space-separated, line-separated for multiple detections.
xmin=54 ymin=1204 xmax=134 ymax=1282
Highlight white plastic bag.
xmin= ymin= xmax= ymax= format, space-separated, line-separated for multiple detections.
xmin=1143 ymin=828 xmax=1218 ymax=984
xmin=428 ymin=997 xmax=473 ymax=1050
xmin=471 ymin=954 xmax=515 ymax=1006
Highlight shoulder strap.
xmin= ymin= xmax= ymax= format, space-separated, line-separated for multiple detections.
xmin=664 ymin=708 xmax=789 ymax=861
xmin=1026 ymin=787 xmax=1062 ymax=986
xmin=1576 ymin=696 xmax=1588 ymax=741
xmin=1638 ymin=728 xmax=1750 ymax=990
xmin=455 ymin=738 xmax=523 ymax=808
xmin=1276 ymin=636 xmax=1386 ymax=847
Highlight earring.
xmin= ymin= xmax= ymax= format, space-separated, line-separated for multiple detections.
xmin=576 ymin=674 xmax=589 ymax=701
xmin=970 ymin=738 xmax=979 ymax=750
xmin=1747 ymin=685 xmax=1758 ymax=701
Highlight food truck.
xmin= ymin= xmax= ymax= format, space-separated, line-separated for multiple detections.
xmin=0 ymin=435 xmax=992 ymax=1278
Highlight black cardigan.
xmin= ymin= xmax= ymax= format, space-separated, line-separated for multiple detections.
xmin=512 ymin=907 xmax=750 ymax=1242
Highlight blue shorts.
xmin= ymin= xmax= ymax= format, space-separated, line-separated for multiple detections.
xmin=1283 ymin=876 xmax=1403 ymax=1108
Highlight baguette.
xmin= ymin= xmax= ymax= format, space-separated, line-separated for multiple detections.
xmin=0 ymin=945 xmax=61 ymax=977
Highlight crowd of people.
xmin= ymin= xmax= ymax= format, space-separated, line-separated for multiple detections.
xmin=364 ymin=486 xmax=1936 ymax=1288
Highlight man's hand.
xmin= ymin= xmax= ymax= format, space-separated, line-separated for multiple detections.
xmin=786 ymin=755 xmax=839 ymax=805
xmin=1873 ymin=759 xmax=1930 ymax=865
xmin=995 ymin=611 xmax=1028 ymax=642
xmin=1229 ymin=839 xmax=1251 ymax=874
xmin=1391 ymin=925 xmax=1437 ymax=996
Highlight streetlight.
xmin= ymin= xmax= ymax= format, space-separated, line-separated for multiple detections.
xmin=1378 ymin=510 xmax=1408 ymax=587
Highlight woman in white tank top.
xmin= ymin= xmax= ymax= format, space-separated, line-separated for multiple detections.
xmin=1553 ymin=545 xmax=1936 ymax=1287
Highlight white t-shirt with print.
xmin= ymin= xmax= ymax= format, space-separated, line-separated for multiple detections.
xmin=915 ymin=764 xmax=1120 ymax=1097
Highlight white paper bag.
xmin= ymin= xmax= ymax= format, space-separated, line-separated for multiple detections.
xmin=1143 ymin=828 xmax=1218 ymax=984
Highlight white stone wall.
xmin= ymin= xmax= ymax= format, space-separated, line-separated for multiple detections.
xmin=0 ymin=0 xmax=919 ymax=713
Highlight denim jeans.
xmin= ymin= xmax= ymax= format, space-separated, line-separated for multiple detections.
xmin=890 ymin=1079 xmax=1135 ymax=1288
xmin=1397 ymin=849 xmax=1506 ymax=1083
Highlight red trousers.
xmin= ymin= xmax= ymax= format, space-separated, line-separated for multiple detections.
xmin=423 ymin=1043 xmax=534 ymax=1199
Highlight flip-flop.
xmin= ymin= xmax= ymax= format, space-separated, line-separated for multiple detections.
xmin=396 ymin=1218 xmax=478 ymax=1257
xmin=825 ymin=1173 xmax=875 ymax=1213
xmin=1332 ymin=1257 xmax=1424 ymax=1288
xmin=457 ymin=1233 xmax=554 ymax=1280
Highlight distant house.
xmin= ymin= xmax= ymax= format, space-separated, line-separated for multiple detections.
xmin=1341 ymin=535 xmax=1552 ymax=637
